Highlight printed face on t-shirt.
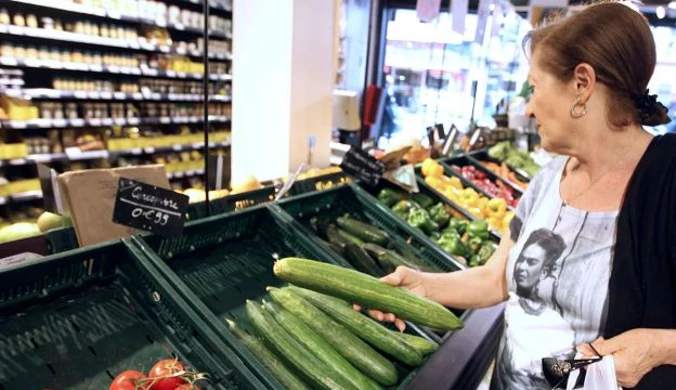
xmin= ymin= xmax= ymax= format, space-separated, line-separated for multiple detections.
xmin=515 ymin=243 xmax=548 ymax=292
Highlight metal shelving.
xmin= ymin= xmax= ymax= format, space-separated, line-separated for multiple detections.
xmin=0 ymin=116 xmax=230 ymax=130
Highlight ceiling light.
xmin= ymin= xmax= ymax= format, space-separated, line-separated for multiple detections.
xmin=669 ymin=1 xmax=676 ymax=10
xmin=656 ymin=6 xmax=666 ymax=18
xmin=489 ymin=3 xmax=496 ymax=11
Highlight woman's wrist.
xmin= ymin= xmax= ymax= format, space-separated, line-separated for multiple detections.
xmin=651 ymin=329 xmax=676 ymax=367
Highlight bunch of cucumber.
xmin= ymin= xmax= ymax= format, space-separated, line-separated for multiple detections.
xmin=229 ymin=285 xmax=440 ymax=390
xmin=310 ymin=214 xmax=441 ymax=276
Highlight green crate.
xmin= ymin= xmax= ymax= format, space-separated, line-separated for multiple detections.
xmin=132 ymin=205 xmax=443 ymax=390
xmin=43 ymin=226 xmax=79 ymax=254
xmin=0 ymin=240 xmax=266 ymax=390
xmin=287 ymin=171 xmax=351 ymax=196
xmin=415 ymin=165 xmax=504 ymax=240
xmin=186 ymin=186 xmax=277 ymax=221
xmin=274 ymin=182 xmax=465 ymax=274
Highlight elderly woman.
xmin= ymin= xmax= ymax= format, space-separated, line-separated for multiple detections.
xmin=361 ymin=2 xmax=674 ymax=388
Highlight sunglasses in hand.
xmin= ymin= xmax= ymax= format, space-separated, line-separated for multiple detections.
xmin=542 ymin=343 xmax=603 ymax=389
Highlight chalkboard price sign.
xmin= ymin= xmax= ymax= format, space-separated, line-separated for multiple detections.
xmin=112 ymin=178 xmax=189 ymax=237
xmin=339 ymin=146 xmax=386 ymax=187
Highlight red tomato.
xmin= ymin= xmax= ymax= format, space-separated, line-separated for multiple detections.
xmin=148 ymin=359 xmax=186 ymax=390
xmin=110 ymin=370 xmax=148 ymax=390
xmin=173 ymin=384 xmax=201 ymax=390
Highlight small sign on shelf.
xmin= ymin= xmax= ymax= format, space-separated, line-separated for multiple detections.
xmin=112 ymin=178 xmax=188 ymax=238
xmin=339 ymin=146 xmax=386 ymax=187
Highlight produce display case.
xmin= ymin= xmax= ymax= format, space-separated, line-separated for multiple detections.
xmin=442 ymin=153 xmax=527 ymax=196
xmin=131 ymin=204 xmax=444 ymax=389
xmin=0 ymin=239 xmax=265 ymax=390
xmin=439 ymin=157 xmax=521 ymax=212
xmin=274 ymin=182 xmax=467 ymax=279
xmin=464 ymin=150 xmax=530 ymax=186
xmin=185 ymin=185 xmax=276 ymax=220
xmin=286 ymin=171 xmax=351 ymax=197
xmin=359 ymin=178 xmax=501 ymax=268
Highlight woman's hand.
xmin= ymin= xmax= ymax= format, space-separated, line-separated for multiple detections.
xmin=353 ymin=266 xmax=427 ymax=331
xmin=577 ymin=329 xmax=662 ymax=388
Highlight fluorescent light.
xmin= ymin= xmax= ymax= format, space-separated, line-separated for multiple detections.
xmin=669 ymin=1 xmax=676 ymax=10
xmin=656 ymin=6 xmax=666 ymax=18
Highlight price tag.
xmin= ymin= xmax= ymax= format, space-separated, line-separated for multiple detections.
xmin=339 ymin=146 xmax=386 ymax=187
xmin=112 ymin=178 xmax=188 ymax=237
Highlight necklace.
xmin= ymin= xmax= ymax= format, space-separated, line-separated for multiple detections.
xmin=561 ymin=158 xmax=626 ymax=207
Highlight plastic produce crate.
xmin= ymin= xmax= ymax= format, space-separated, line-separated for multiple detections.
xmin=0 ymin=240 xmax=266 ymax=390
xmin=274 ymin=182 xmax=467 ymax=273
xmin=441 ymin=152 xmax=525 ymax=196
xmin=186 ymin=186 xmax=277 ymax=221
xmin=414 ymin=165 xmax=504 ymax=240
xmin=44 ymin=226 xmax=79 ymax=253
xmin=286 ymin=171 xmax=351 ymax=196
xmin=131 ymin=205 xmax=445 ymax=389
xmin=359 ymin=178 xmax=501 ymax=265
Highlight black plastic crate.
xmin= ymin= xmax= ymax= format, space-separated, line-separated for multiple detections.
xmin=0 ymin=240 xmax=265 ymax=390
xmin=287 ymin=171 xmax=351 ymax=196
xmin=274 ymin=182 xmax=466 ymax=273
xmin=186 ymin=186 xmax=277 ymax=221
xmin=359 ymin=178 xmax=501 ymax=265
xmin=132 ymin=205 xmax=445 ymax=389
xmin=441 ymin=152 xmax=525 ymax=196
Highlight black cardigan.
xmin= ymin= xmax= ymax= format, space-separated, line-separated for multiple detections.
xmin=605 ymin=133 xmax=676 ymax=388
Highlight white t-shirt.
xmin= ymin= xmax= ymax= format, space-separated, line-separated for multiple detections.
xmin=490 ymin=157 xmax=618 ymax=390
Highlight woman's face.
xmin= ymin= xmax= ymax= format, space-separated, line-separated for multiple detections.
xmin=515 ymin=243 xmax=547 ymax=292
xmin=526 ymin=51 xmax=578 ymax=152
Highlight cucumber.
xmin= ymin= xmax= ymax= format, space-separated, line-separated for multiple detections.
xmin=336 ymin=216 xmax=389 ymax=246
xmin=336 ymin=228 xmax=365 ymax=246
xmin=245 ymin=300 xmax=355 ymax=390
xmin=267 ymin=287 xmax=398 ymax=386
xmin=273 ymin=258 xmax=463 ymax=331
xmin=226 ymin=319 xmax=311 ymax=390
xmin=344 ymin=243 xmax=385 ymax=276
xmin=363 ymin=243 xmax=422 ymax=273
xmin=262 ymin=300 xmax=381 ymax=390
xmin=388 ymin=240 xmax=441 ymax=272
xmin=393 ymin=331 xmax=440 ymax=355
xmin=288 ymin=286 xmax=423 ymax=366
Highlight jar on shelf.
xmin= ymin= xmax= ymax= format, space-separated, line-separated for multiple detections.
xmin=26 ymin=14 xmax=38 ymax=29
xmin=0 ymin=8 xmax=9 ymax=25
xmin=41 ymin=17 xmax=54 ymax=30
xmin=13 ymin=13 xmax=26 ymax=27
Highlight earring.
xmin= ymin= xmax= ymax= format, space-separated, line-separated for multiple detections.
xmin=571 ymin=96 xmax=587 ymax=118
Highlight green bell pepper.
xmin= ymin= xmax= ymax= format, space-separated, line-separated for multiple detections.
xmin=429 ymin=203 xmax=451 ymax=229
xmin=468 ymin=254 xmax=482 ymax=268
xmin=378 ymin=188 xmax=405 ymax=207
xmin=448 ymin=218 xmax=469 ymax=236
xmin=467 ymin=219 xmax=490 ymax=240
xmin=478 ymin=241 xmax=498 ymax=265
xmin=392 ymin=200 xmax=414 ymax=219
xmin=468 ymin=236 xmax=483 ymax=254
xmin=407 ymin=208 xmax=439 ymax=235
xmin=412 ymin=193 xmax=434 ymax=209
xmin=437 ymin=234 xmax=470 ymax=258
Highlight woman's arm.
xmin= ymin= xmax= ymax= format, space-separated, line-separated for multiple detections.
xmin=419 ymin=234 xmax=513 ymax=309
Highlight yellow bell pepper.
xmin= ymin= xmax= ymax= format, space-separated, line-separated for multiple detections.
xmin=485 ymin=198 xmax=507 ymax=219
xmin=487 ymin=216 xmax=503 ymax=231
xmin=425 ymin=175 xmax=444 ymax=191
xmin=421 ymin=158 xmax=437 ymax=177
xmin=459 ymin=188 xmax=479 ymax=208
xmin=468 ymin=207 xmax=485 ymax=219
xmin=448 ymin=176 xmax=464 ymax=190
xmin=428 ymin=163 xmax=444 ymax=178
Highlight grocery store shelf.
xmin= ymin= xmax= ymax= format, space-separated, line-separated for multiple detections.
xmin=167 ymin=168 xmax=205 ymax=180
xmin=0 ymin=140 xmax=231 ymax=167
xmin=0 ymin=190 xmax=43 ymax=205
xmin=3 ymin=88 xmax=232 ymax=102
xmin=6 ymin=0 xmax=231 ymax=39
xmin=0 ymin=25 xmax=232 ymax=60
xmin=0 ymin=57 xmax=232 ymax=81
xmin=0 ymin=116 xmax=230 ymax=129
